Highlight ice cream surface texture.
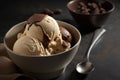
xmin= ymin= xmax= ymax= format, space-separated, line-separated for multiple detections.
xmin=13 ymin=14 xmax=72 ymax=56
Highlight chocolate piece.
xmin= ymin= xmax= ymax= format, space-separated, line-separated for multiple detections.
xmin=62 ymin=41 xmax=71 ymax=48
xmin=76 ymin=1 xmax=107 ymax=14
xmin=60 ymin=26 xmax=72 ymax=43
xmin=100 ymin=8 xmax=106 ymax=13
xmin=27 ymin=14 xmax=46 ymax=26
xmin=43 ymin=8 xmax=54 ymax=16
xmin=43 ymin=8 xmax=62 ymax=15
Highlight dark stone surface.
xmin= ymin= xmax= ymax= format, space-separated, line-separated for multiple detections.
xmin=0 ymin=0 xmax=120 ymax=80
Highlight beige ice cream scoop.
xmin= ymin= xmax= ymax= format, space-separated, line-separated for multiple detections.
xmin=13 ymin=36 xmax=50 ymax=56
xmin=36 ymin=15 xmax=61 ymax=41
xmin=23 ymin=14 xmax=61 ymax=42
xmin=24 ymin=24 xmax=44 ymax=42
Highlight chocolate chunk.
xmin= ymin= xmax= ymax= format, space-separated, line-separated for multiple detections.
xmin=76 ymin=1 xmax=107 ymax=14
xmin=43 ymin=8 xmax=54 ymax=16
xmin=27 ymin=14 xmax=46 ymax=25
xmin=60 ymin=26 xmax=72 ymax=43
xmin=100 ymin=8 xmax=106 ymax=13
xmin=42 ymin=8 xmax=62 ymax=15
xmin=62 ymin=41 xmax=71 ymax=48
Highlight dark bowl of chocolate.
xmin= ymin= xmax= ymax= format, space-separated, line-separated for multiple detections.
xmin=67 ymin=0 xmax=115 ymax=34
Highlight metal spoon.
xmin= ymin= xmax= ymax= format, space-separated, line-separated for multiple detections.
xmin=76 ymin=28 xmax=106 ymax=74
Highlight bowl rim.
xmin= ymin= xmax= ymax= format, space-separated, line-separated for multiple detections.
xmin=4 ymin=20 xmax=81 ymax=58
xmin=67 ymin=0 xmax=115 ymax=16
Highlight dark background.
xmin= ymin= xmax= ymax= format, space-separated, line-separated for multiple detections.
xmin=0 ymin=0 xmax=73 ymax=42
xmin=0 ymin=0 xmax=120 ymax=80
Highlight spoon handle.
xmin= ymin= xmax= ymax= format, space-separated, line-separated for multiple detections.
xmin=85 ymin=28 xmax=106 ymax=60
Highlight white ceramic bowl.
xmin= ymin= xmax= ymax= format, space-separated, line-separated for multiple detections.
xmin=4 ymin=20 xmax=81 ymax=79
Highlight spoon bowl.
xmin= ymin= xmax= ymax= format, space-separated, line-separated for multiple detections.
xmin=76 ymin=60 xmax=94 ymax=74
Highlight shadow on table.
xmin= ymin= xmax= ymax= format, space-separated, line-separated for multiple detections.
xmin=51 ymin=69 xmax=88 ymax=80
xmin=65 ymin=69 xmax=88 ymax=80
